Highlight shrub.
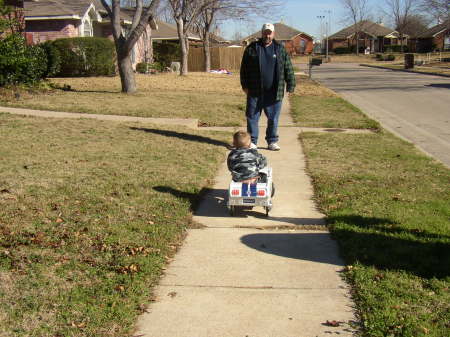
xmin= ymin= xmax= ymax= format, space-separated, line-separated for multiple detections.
xmin=0 ymin=33 xmax=47 ymax=86
xmin=333 ymin=47 xmax=351 ymax=54
xmin=375 ymin=54 xmax=396 ymax=61
xmin=136 ymin=62 xmax=149 ymax=73
xmin=386 ymin=54 xmax=395 ymax=61
xmin=385 ymin=44 xmax=409 ymax=53
xmin=51 ymin=37 xmax=116 ymax=77
xmin=153 ymin=41 xmax=181 ymax=68
xmin=39 ymin=40 xmax=61 ymax=77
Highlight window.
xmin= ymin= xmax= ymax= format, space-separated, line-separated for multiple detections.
xmin=444 ymin=34 xmax=450 ymax=51
xmin=83 ymin=19 xmax=92 ymax=37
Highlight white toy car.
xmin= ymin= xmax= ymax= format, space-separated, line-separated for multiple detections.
xmin=227 ymin=167 xmax=274 ymax=216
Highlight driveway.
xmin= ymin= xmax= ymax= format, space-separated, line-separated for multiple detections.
xmin=304 ymin=63 xmax=450 ymax=167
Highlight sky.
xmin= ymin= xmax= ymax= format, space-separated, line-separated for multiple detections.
xmin=218 ymin=0 xmax=386 ymax=41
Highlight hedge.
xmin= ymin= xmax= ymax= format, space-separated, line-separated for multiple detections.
xmin=153 ymin=41 xmax=180 ymax=68
xmin=0 ymin=33 xmax=47 ymax=86
xmin=51 ymin=37 xmax=116 ymax=77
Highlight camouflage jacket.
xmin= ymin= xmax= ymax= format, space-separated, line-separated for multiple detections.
xmin=240 ymin=39 xmax=296 ymax=101
xmin=227 ymin=148 xmax=267 ymax=182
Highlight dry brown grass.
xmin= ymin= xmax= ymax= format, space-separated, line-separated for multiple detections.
xmin=291 ymin=76 xmax=380 ymax=129
xmin=294 ymin=75 xmax=337 ymax=97
xmin=0 ymin=73 xmax=246 ymax=127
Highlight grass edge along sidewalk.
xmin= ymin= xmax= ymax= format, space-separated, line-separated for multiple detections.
xmin=0 ymin=115 xmax=231 ymax=337
xmin=291 ymin=80 xmax=450 ymax=337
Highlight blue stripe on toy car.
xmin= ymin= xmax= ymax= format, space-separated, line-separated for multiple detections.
xmin=242 ymin=183 xmax=257 ymax=197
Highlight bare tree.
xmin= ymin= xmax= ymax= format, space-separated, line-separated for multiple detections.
xmin=340 ymin=0 xmax=371 ymax=55
xmin=195 ymin=0 xmax=281 ymax=72
xmin=167 ymin=0 xmax=215 ymax=75
xmin=420 ymin=0 xmax=449 ymax=23
xmin=398 ymin=13 xmax=430 ymax=36
xmin=100 ymin=0 xmax=160 ymax=93
xmin=156 ymin=0 xmax=175 ymax=23
xmin=384 ymin=0 xmax=419 ymax=52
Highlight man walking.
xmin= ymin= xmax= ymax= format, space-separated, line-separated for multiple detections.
xmin=240 ymin=23 xmax=296 ymax=151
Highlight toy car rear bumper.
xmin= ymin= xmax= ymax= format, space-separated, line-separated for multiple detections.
xmin=227 ymin=197 xmax=271 ymax=207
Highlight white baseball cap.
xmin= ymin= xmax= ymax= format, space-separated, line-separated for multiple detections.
xmin=261 ymin=23 xmax=275 ymax=32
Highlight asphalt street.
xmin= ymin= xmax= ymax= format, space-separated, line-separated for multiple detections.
xmin=301 ymin=63 xmax=450 ymax=167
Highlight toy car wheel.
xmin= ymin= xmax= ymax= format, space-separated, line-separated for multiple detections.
xmin=265 ymin=207 xmax=270 ymax=217
xmin=229 ymin=206 xmax=235 ymax=216
xmin=271 ymin=182 xmax=275 ymax=197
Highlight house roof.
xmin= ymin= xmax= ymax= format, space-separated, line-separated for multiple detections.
xmin=24 ymin=0 xmax=95 ymax=18
xmin=152 ymin=20 xmax=200 ymax=40
xmin=242 ymin=22 xmax=313 ymax=42
xmin=329 ymin=20 xmax=397 ymax=39
xmin=416 ymin=20 xmax=450 ymax=38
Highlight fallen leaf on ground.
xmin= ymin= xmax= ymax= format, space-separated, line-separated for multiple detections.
xmin=325 ymin=320 xmax=341 ymax=327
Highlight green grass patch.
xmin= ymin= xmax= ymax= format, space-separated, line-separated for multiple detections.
xmin=301 ymin=131 xmax=450 ymax=336
xmin=291 ymin=76 xmax=380 ymax=129
xmin=0 ymin=113 xmax=230 ymax=336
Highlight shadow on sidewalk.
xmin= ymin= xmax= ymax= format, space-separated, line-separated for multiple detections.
xmin=130 ymin=127 xmax=230 ymax=148
xmin=157 ymin=186 xmax=325 ymax=226
xmin=240 ymin=233 xmax=344 ymax=265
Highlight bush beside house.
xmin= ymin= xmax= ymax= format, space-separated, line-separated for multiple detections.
xmin=0 ymin=33 xmax=47 ymax=85
xmin=51 ymin=37 xmax=116 ymax=77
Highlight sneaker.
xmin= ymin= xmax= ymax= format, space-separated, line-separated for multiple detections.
xmin=268 ymin=142 xmax=280 ymax=151
xmin=250 ymin=143 xmax=257 ymax=149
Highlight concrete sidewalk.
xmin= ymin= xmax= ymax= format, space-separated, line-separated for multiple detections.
xmin=136 ymin=99 xmax=357 ymax=337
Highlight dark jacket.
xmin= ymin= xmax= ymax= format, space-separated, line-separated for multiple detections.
xmin=227 ymin=148 xmax=267 ymax=182
xmin=240 ymin=39 xmax=296 ymax=101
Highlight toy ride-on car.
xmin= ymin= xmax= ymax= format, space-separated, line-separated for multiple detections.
xmin=227 ymin=167 xmax=274 ymax=217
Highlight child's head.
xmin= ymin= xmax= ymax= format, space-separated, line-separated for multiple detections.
xmin=233 ymin=130 xmax=251 ymax=149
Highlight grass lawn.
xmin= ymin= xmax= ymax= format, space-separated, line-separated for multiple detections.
xmin=291 ymin=76 xmax=380 ymax=129
xmin=0 ymin=114 xmax=230 ymax=336
xmin=297 ymin=83 xmax=450 ymax=335
xmin=0 ymin=73 xmax=246 ymax=127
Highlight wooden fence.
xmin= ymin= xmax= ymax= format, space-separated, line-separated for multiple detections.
xmin=188 ymin=47 xmax=244 ymax=72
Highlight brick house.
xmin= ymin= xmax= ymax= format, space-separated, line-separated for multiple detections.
xmin=23 ymin=0 xmax=156 ymax=67
xmin=150 ymin=19 xmax=201 ymax=45
xmin=408 ymin=20 xmax=450 ymax=52
xmin=328 ymin=20 xmax=406 ymax=53
xmin=0 ymin=0 xmax=25 ymax=37
xmin=241 ymin=22 xmax=314 ymax=55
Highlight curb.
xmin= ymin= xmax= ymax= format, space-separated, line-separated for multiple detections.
xmin=0 ymin=106 xmax=199 ymax=129
xmin=360 ymin=63 xmax=450 ymax=78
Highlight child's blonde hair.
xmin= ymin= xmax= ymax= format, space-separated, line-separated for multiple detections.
xmin=233 ymin=130 xmax=251 ymax=148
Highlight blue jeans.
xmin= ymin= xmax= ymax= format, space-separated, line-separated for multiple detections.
xmin=246 ymin=94 xmax=282 ymax=145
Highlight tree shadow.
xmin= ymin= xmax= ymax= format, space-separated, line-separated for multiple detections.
xmin=327 ymin=215 xmax=450 ymax=279
xmin=240 ymin=232 xmax=344 ymax=265
xmin=426 ymin=83 xmax=450 ymax=89
xmin=130 ymin=127 xmax=230 ymax=148
xmin=73 ymin=89 xmax=120 ymax=94
xmin=153 ymin=186 xmax=213 ymax=211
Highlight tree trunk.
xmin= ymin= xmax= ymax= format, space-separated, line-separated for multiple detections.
xmin=400 ymin=33 xmax=404 ymax=53
xmin=204 ymin=31 xmax=211 ymax=72
xmin=118 ymin=52 xmax=136 ymax=93
xmin=356 ymin=32 xmax=359 ymax=55
xmin=176 ymin=18 xmax=188 ymax=76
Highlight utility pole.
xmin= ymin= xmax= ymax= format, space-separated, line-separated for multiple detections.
xmin=324 ymin=10 xmax=331 ymax=61
xmin=317 ymin=15 xmax=325 ymax=54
